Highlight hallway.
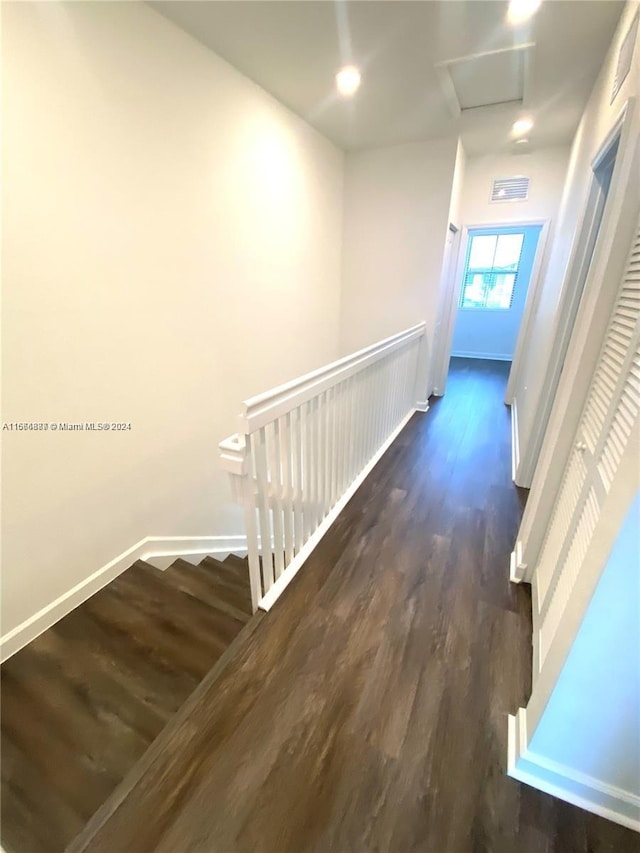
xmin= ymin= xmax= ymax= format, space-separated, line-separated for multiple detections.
xmin=71 ymin=359 xmax=638 ymax=853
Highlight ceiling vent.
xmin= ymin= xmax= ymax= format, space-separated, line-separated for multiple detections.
xmin=490 ymin=177 xmax=530 ymax=203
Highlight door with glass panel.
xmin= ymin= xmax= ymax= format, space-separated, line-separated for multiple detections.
xmin=452 ymin=225 xmax=542 ymax=361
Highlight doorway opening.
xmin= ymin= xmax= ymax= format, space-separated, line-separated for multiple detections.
xmin=431 ymin=218 xmax=548 ymax=399
xmin=450 ymin=224 xmax=543 ymax=363
xmin=514 ymin=128 xmax=621 ymax=486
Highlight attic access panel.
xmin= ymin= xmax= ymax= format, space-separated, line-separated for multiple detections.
xmin=436 ymin=44 xmax=534 ymax=116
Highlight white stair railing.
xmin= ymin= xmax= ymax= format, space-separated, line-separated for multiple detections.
xmin=219 ymin=323 xmax=427 ymax=612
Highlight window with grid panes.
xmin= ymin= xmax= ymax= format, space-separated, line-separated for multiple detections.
xmin=459 ymin=232 xmax=525 ymax=310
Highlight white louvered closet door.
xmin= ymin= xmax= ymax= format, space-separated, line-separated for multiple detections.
xmin=533 ymin=217 xmax=640 ymax=673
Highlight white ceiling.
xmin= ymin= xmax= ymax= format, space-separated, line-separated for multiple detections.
xmin=151 ymin=0 xmax=624 ymax=155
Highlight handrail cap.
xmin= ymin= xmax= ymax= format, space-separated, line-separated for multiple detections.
xmin=237 ymin=322 xmax=426 ymax=434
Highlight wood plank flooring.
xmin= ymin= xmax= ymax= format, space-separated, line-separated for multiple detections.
xmin=66 ymin=358 xmax=639 ymax=853
xmin=1 ymin=556 xmax=253 ymax=853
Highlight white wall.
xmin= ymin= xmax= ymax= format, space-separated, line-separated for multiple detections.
xmin=529 ymin=491 xmax=640 ymax=798
xmin=432 ymin=145 xmax=569 ymax=390
xmin=429 ymin=138 xmax=466 ymax=396
xmin=460 ymin=147 xmax=570 ymax=227
xmin=514 ymin=2 xmax=640 ymax=488
xmin=516 ymin=1 xmax=640 ymax=555
xmin=339 ymin=137 xmax=458 ymax=364
xmin=1 ymin=2 xmax=344 ymax=639
xmin=453 ymin=148 xmax=569 ymax=366
xmin=448 ymin=139 xmax=467 ymax=230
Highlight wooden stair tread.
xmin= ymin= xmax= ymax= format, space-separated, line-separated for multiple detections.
xmin=66 ymin=611 xmax=265 ymax=853
xmin=1 ymin=669 xmax=117 ymax=825
xmin=1 ymin=733 xmax=85 ymax=853
xmin=121 ymin=561 xmax=248 ymax=643
xmin=0 ymin=552 xmax=254 ymax=853
xmin=199 ymin=557 xmax=252 ymax=598
xmin=201 ymin=555 xmax=250 ymax=584
xmin=173 ymin=558 xmax=252 ymax=614
xmin=88 ymin=584 xmax=228 ymax=680
xmin=2 ymin=634 xmax=157 ymax=774
xmin=50 ymin=606 xmax=184 ymax=719
xmin=163 ymin=560 xmax=252 ymax=624
xmin=223 ymin=553 xmax=249 ymax=572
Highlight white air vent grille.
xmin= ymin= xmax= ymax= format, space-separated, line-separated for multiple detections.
xmin=490 ymin=176 xmax=529 ymax=203
xmin=611 ymin=12 xmax=638 ymax=104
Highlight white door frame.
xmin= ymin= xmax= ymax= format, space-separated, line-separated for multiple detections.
xmin=513 ymin=96 xmax=639 ymax=581
xmin=430 ymin=222 xmax=460 ymax=396
xmin=431 ymin=219 xmax=550 ymax=398
xmin=515 ymin=109 xmax=628 ymax=489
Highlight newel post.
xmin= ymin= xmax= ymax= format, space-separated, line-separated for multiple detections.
xmin=218 ymin=433 xmax=261 ymax=612
xmin=218 ymin=433 xmax=250 ymax=502
xmin=414 ymin=330 xmax=431 ymax=412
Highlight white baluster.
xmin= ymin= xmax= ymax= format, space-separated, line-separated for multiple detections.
xmin=255 ymin=426 xmax=275 ymax=591
xmin=302 ymin=398 xmax=313 ymax=542
xmin=293 ymin=405 xmax=304 ymax=553
xmin=367 ymin=365 xmax=375 ymax=455
xmin=325 ymin=386 xmax=334 ymax=511
xmin=338 ymin=378 xmax=350 ymax=494
xmin=350 ymin=375 xmax=358 ymax=488
xmin=365 ymin=365 xmax=374 ymax=460
xmin=397 ymin=349 xmax=404 ymax=422
xmin=393 ymin=351 xmax=400 ymax=427
xmin=322 ymin=389 xmax=331 ymax=518
xmin=388 ymin=352 xmax=396 ymax=429
xmin=361 ymin=368 xmax=369 ymax=468
xmin=383 ymin=355 xmax=391 ymax=439
xmin=352 ymin=372 xmax=362 ymax=475
xmin=309 ymin=395 xmax=320 ymax=532
xmin=218 ymin=433 xmax=262 ymax=611
xmin=385 ymin=353 xmax=395 ymax=437
xmin=330 ymin=384 xmax=339 ymax=508
xmin=221 ymin=324 xmax=427 ymax=611
xmin=280 ymin=412 xmax=294 ymax=566
xmin=244 ymin=437 xmax=263 ymax=610
xmin=400 ymin=345 xmax=409 ymax=421
xmin=408 ymin=344 xmax=416 ymax=413
xmin=374 ymin=361 xmax=384 ymax=449
xmin=270 ymin=420 xmax=285 ymax=579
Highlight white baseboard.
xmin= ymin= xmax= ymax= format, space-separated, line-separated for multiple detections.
xmin=509 ymin=551 xmax=522 ymax=584
xmin=142 ymin=536 xmax=247 ymax=570
xmin=451 ymin=351 xmax=513 ymax=361
xmin=415 ymin=400 xmax=430 ymax=412
xmin=259 ymin=408 xmax=418 ymax=612
xmin=509 ymin=540 xmax=527 ymax=584
xmin=0 ymin=535 xmax=247 ymax=662
xmin=508 ymin=710 xmax=640 ymax=832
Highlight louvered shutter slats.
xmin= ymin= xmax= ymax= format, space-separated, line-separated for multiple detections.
xmin=535 ymin=220 xmax=640 ymax=670
xmin=540 ymin=487 xmax=599 ymax=663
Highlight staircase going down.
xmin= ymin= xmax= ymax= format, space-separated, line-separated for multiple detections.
xmin=0 ymin=554 xmax=253 ymax=853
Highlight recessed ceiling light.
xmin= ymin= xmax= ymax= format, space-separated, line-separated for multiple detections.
xmin=336 ymin=65 xmax=361 ymax=97
xmin=515 ymin=138 xmax=529 ymax=145
xmin=507 ymin=0 xmax=542 ymax=25
xmin=512 ymin=117 xmax=534 ymax=136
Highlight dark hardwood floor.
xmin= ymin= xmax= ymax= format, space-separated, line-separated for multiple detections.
xmin=1 ymin=556 xmax=253 ymax=853
xmin=60 ymin=357 xmax=638 ymax=853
